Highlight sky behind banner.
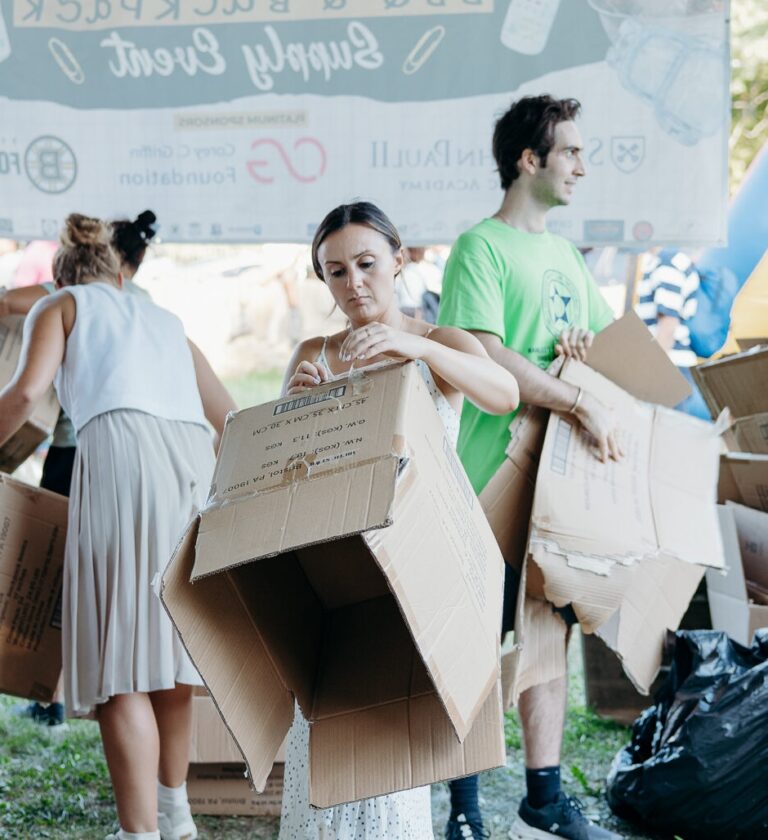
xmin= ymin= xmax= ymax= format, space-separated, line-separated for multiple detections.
xmin=0 ymin=0 xmax=730 ymax=245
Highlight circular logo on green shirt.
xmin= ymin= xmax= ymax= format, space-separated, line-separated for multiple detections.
xmin=542 ymin=270 xmax=582 ymax=337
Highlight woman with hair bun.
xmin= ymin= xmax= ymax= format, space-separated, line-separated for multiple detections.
xmin=0 ymin=213 xmax=236 ymax=840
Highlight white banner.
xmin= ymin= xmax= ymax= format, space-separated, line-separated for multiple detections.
xmin=0 ymin=0 xmax=729 ymax=245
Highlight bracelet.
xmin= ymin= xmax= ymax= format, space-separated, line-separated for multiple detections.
xmin=568 ymin=387 xmax=583 ymax=415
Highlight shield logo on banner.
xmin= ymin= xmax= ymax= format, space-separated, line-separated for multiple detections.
xmin=611 ymin=136 xmax=645 ymax=174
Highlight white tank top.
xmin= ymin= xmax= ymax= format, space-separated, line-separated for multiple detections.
xmin=54 ymin=282 xmax=207 ymax=433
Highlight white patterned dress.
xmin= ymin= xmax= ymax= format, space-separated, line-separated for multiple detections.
xmin=277 ymin=344 xmax=459 ymax=840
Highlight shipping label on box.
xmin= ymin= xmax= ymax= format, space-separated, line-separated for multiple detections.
xmin=0 ymin=473 xmax=68 ymax=701
xmin=162 ymin=362 xmax=506 ymax=808
xmin=0 ymin=316 xmax=60 ymax=473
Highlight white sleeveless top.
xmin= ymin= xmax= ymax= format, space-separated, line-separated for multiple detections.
xmin=316 ymin=336 xmax=460 ymax=447
xmin=54 ymin=282 xmax=207 ymax=434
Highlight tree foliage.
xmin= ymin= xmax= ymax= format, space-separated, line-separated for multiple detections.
xmin=731 ymin=0 xmax=768 ymax=191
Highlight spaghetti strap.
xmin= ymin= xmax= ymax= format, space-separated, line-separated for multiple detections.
xmin=316 ymin=336 xmax=334 ymax=376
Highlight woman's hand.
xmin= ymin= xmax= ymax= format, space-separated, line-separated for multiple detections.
xmin=339 ymin=322 xmax=427 ymax=364
xmin=285 ymin=360 xmax=332 ymax=394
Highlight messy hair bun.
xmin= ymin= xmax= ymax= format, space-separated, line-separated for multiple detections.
xmin=54 ymin=213 xmax=121 ymax=287
xmin=111 ymin=209 xmax=157 ymax=272
xmin=61 ymin=213 xmax=113 ymax=248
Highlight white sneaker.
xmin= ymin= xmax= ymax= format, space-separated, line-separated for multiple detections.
xmin=158 ymin=806 xmax=198 ymax=840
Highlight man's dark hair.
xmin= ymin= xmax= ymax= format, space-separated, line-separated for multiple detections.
xmin=493 ymin=95 xmax=581 ymax=190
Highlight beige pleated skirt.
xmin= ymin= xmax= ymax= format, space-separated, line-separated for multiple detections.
xmin=63 ymin=409 xmax=215 ymax=717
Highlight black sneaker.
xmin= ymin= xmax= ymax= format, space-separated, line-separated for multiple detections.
xmin=445 ymin=812 xmax=490 ymax=840
xmin=13 ymin=701 xmax=66 ymax=727
xmin=510 ymin=794 xmax=623 ymax=839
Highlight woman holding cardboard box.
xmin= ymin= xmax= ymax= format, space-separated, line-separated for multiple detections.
xmin=0 ymin=214 xmax=236 ymax=840
xmin=278 ymin=201 xmax=519 ymax=839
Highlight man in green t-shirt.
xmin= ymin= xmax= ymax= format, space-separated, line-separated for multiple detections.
xmin=438 ymin=96 xmax=622 ymax=840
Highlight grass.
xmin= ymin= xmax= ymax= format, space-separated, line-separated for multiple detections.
xmin=222 ymin=370 xmax=284 ymax=411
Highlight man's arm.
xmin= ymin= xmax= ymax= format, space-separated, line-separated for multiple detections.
xmin=471 ymin=331 xmax=623 ymax=462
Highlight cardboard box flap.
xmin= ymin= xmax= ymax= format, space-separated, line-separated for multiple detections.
xmin=160 ymin=519 xmax=293 ymax=790
xmin=649 ymin=407 xmax=725 ymax=568
xmin=368 ymin=430 xmax=503 ymax=742
xmin=585 ymin=311 xmax=691 ymax=407
xmin=709 ymin=507 xmax=749 ymax=600
xmin=307 ymin=682 xmax=506 ymax=808
xmin=693 ymin=346 xmax=768 ymax=420
xmin=207 ymin=362 xmax=412 ymax=508
xmin=192 ymin=457 xmax=399 ymax=580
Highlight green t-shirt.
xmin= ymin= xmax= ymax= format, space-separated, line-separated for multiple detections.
xmin=437 ymin=217 xmax=613 ymax=494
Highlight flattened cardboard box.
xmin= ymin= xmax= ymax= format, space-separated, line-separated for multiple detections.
xmin=707 ymin=504 xmax=768 ymax=646
xmin=0 ymin=473 xmax=67 ymax=701
xmin=0 ymin=315 xmax=60 ymax=473
xmin=162 ymin=362 xmax=506 ymax=808
xmin=516 ymin=359 xmax=723 ymax=699
xmin=481 ymin=314 xmax=720 ymax=705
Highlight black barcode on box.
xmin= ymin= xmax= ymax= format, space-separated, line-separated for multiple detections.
xmin=273 ymin=385 xmax=347 ymax=416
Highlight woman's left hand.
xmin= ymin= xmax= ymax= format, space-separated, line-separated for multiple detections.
xmin=339 ymin=322 xmax=427 ymax=364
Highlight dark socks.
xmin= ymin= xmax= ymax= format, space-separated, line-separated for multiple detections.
xmin=525 ymin=765 xmax=561 ymax=809
xmin=448 ymin=774 xmax=480 ymax=819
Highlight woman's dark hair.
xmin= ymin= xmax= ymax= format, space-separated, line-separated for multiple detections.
xmin=53 ymin=214 xmax=120 ymax=287
xmin=311 ymin=202 xmax=401 ymax=281
xmin=493 ymin=95 xmax=581 ymax=190
xmin=111 ymin=209 xmax=157 ymax=272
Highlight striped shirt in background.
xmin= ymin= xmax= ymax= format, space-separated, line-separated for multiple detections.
xmin=637 ymin=250 xmax=700 ymax=368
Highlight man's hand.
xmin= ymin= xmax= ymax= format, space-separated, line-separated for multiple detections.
xmin=572 ymin=390 xmax=624 ymax=463
xmin=555 ymin=327 xmax=594 ymax=362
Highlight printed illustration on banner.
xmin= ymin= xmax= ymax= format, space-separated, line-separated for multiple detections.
xmin=24 ymin=136 xmax=77 ymax=194
xmin=542 ymin=269 xmax=581 ymax=337
xmin=611 ymin=136 xmax=644 ymax=174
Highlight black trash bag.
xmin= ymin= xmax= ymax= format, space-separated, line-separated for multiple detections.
xmin=606 ymin=629 xmax=768 ymax=840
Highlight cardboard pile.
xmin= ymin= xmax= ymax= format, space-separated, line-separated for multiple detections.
xmin=162 ymin=361 xmax=506 ymax=808
xmin=481 ymin=313 xmax=725 ymax=706
xmin=187 ymin=688 xmax=286 ymax=817
xmin=694 ymin=347 xmax=768 ymax=644
xmin=0 ymin=473 xmax=67 ymax=701
xmin=0 ymin=315 xmax=60 ymax=473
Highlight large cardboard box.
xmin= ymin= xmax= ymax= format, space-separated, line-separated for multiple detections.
xmin=187 ymin=763 xmax=284 ymax=817
xmin=0 ymin=473 xmax=67 ymax=701
xmin=188 ymin=692 xmax=286 ymax=816
xmin=482 ymin=314 xmax=724 ymax=706
xmin=707 ymin=504 xmax=768 ymax=646
xmin=718 ymin=453 xmax=768 ymax=510
xmin=162 ymin=361 xmax=506 ymax=808
xmin=0 ymin=315 xmax=60 ymax=473
xmin=694 ymin=346 xmax=768 ymax=453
